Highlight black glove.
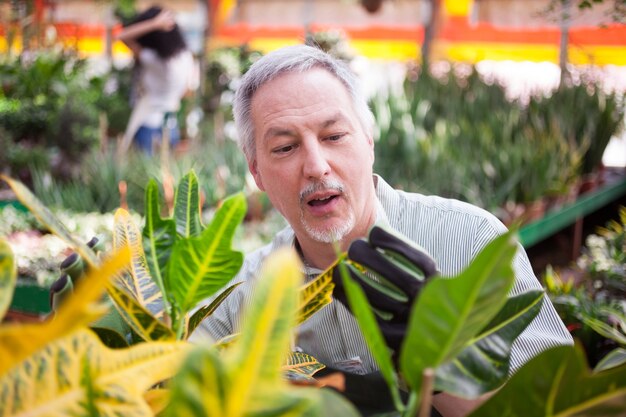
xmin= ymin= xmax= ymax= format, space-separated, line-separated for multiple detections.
xmin=332 ymin=226 xmax=438 ymax=353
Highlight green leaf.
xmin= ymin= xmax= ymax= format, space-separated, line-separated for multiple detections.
xmin=434 ymin=290 xmax=544 ymax=397
xmin=339 ymin=263 xmax=404 ymax=412
xmin=186 ymin=282 xmax=242 ymax=338
xmin=0 ymin=239 xmax=17 ymax=321
xmin=167 ymin=192 xmax=246 ymax=314
xmin=163 ymin=346 xmax=230 ymax=417
xmin=469 ymin=344 xmax=626 ymax=417
xmin=0 ymin=329 xmax=189 ymax=417
xmin=107 ymin=284 xmax=176 ymax=342
xmin=400 ymin=231 xmax=518 ymax=392
xmin=113 ymin=208 xmax=166 ymax=321
xmin=595 ymin=348 xmax=626 ymax=372
xmin=582 ymin=315 xmax=626 ymax=346
xmin=1 ymin=175 xmax=98 ymax=268
xmin=173 ymin=170 xmax=203 ymax=238
xmin=142 ymin=179 xmax=176 ymax=300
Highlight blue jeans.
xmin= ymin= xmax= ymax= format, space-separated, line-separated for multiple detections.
xmin=134 ymin=118 xmax=180 ymax=155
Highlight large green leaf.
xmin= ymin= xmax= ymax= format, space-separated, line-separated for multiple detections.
xmin=469 ymin=344 xmax=626 ymax=417
xmin=0 ymin=239 xmax=17 ymax=321
xmin=106 ymin=283 xmax=176 ymax=342
xmin=186 ymin=282 xmax=242 ymax=338
xmin=434 ymin=290 xmax=544 ymax=397
xmin=113 ymin=208 xmax=166 ymax=320
xmin=400 ymin=231 xmax=518 ymax=392
xmin=0 ymin=248 xmax=130 ymax=377
xmin=339 ymin=263 xmax=404 ymax=412
xmin=1 ymin=175 xmax=98 ymax=268
xmin=173 ymin=171 xmax=203 ymax=238
xmin=0 ymin=329 xmax=189 ymax=417
xmin=167 ymin=192 xmax=246 ymax=314
xmin=142 ymin=179 xmax=176 ymax=301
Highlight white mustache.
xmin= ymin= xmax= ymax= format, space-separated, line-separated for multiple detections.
xmin=299 ymin=179 xmax=345 ymax=204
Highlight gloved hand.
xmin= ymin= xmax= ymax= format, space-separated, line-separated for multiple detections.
xmin=332 ymin=226 xmax=438 ymax=353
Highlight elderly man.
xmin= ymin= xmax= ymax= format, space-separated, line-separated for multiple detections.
xmin=194 ymin=44 xmax=573 ymax=416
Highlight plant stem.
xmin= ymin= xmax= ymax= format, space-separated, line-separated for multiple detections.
xmin=418 ymin=368 xmax=434 ymax=417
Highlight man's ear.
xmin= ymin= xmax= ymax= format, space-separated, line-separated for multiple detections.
xmin=248 ymin=158 xmax=265 ymax=191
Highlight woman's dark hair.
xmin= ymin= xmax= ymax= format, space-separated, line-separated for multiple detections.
xmin=129 ymin=5 xmax=187 ymax=59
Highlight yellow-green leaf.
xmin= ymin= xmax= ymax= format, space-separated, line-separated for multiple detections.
xmin=113 ymin=208 xmax=165 ymax=320
xmin=107 ymin=283 xmax=175 ymax=342
xmin=0 ymin=247 xmax=130 ymax=377
xmin=167 ymin=192 xmax=245 ymax=314
xmin=225 ymin=248 xmax=302 ymax=417
xmin=297 ymin=256 xmax=340 ymax=325
xmin=0 ymin=239 xmax=17 ymax=321
xmin=1 ymin=175 xmax=98 ymax=268
xmin=0 ymin=329 xmax=190 ymax=417
xmin=283 ymin=352 xmax=326 ymax=380
xmin=186 ymin=282 xmax=242 ymax=338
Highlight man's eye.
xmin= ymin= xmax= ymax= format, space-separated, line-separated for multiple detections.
xmin=273 ymin=145 xmax=294 ymax=154
xmin=326 ymin=134 xmax=344 ymax=142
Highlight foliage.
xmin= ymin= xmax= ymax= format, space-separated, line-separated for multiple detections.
xmin=28 ymin=138 xmax=248 ymax=215
xmin=545 ymin=206 xmax=626 ymax=368
xmin=0 ymin=50 xmax=105 ymax=184
xmin=0 ymin=170 xmax=351 ymax=416
xmin=371 ymin=65 xmax=623 ymax=222
xmin=3 ymin=169 xmax=626 ymax=414
xmin=202 ymin=45 xmax=262 ymax=116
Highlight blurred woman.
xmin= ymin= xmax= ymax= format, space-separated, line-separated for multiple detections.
xmin=117 ymin=5 xmax=197 ymax=154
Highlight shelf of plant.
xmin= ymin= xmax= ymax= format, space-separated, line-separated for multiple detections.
xmin=520 ymin=174 xmax=626 ymax=248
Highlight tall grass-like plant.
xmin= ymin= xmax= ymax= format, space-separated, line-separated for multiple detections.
xmin=371 ymin=65 xmax=622 ymax=224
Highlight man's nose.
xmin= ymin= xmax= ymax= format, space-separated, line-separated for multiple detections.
xmin=302 ymin=141 xmax=331 ymax=180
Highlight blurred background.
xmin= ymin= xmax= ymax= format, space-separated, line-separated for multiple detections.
xmin=2 ymin=1 xmax=626 ymax=360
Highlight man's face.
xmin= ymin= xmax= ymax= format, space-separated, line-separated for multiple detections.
xmin=248 ymin=68 xmax=377 ymax=246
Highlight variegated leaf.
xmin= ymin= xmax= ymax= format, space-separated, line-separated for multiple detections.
xmin=0 ymin=248 xmax=130 ymax=377
xmin=167 ymin=193 xmax=246 ymax=314
xmin=1 ymin=175 xmax=98 ymax=268
xmin=186 ymin=282 xmax=242 ymax=338
xmin=225 ymin=248 xmax=302 ymax=416
xmin=107 ymin=284 xmax=175 ymax=342
xmin=0 ymin=329 xmax=189 ymax=417
xmin=173 ymin=171 xmax=203 ymax=238
xmin=283 ymin=352 xmax=325 ymax=378
xmin=297 ymin=256 xmax=340 ymax=325
xmin=142 ymin=179 xmax=176 ymax=301
xmin=0 ymin=239 xmax=17 ymax=321
xmin=113 ymin=208 xmax=165 ymax=320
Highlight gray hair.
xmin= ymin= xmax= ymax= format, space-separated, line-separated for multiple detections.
xmin=232 ymin=44 xmax=375 ymax=160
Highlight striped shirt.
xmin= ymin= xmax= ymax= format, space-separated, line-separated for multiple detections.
xmin=192 ymin=174 xmax=573 ymax=375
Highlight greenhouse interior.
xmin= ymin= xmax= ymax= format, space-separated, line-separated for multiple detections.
xmin=2 ymin=0 xmax=626 ymax=416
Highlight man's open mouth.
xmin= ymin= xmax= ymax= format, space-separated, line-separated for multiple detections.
xmin=308 ymin=194 xmax=339 ymax=207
